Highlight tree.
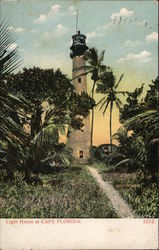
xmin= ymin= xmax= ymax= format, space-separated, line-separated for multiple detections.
xmin=144 ymin=76 xmax=159 ymax=109
xmin=96 ymin=71 xmax=127 ymax=151
xmin=6 ymin=67 xmax=95 ymax=135
xmin=119 ymin=76 xmax=159 ymax=177
xmin=0 ymin=20 xmax=22 ymax=78
xmin=5 ymin=67 xmax=95 ymax=166
xmin=82 ymin=47 xmax=110 ymax=147
xmin=120 ymin=84 xmax=145 ymax=122
xmin=0 ymin=20 xmax=30 ymax=178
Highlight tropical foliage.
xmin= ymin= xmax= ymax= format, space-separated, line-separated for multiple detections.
xmin=96 ymin=71 xmax=127 ymax=150
xmin=0 ymin=20 xmax=22 ymax=77
xmin=5 ymin=67 xmax=95 ymax=168
xmin=0 ymin=20 xmax=95 ymax=180
xmin=0 ymin=166 xmax=118 ymax=218
xmin=0 ymin=21 xmax=30 ymax=179
xmin=120 ymin=84 xmax=145 ymax=121
xmin=120 ymin=77 xmax=159 ymax=176
xmin=1 ymin=17 xmax=158 ymax=218
xmin=95 ymin=76 xmax=159 ymax=217
xmin=82 ymin=47 xmax=110 ymax=147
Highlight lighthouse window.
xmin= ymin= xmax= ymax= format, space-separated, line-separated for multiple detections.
xmin=78 ymin=77 xmax=81 ymax=83
xmin=79 ymin=150 xmax=83 ymax=158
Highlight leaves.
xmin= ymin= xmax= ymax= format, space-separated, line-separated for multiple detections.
xmin=96 ymin=71 xmax=126 ymax=146
xmin=115 ymin=74 xmax=124 ymax=89
xmin=123 ymin=109 xmax=158 ymax=131
xmin=120 ymin=84 xmax=145 ymax=122
xmin=31 ymin=124 xmax=59 ymax=163
xmin=0 ymin=20 xmax=22 ymax=77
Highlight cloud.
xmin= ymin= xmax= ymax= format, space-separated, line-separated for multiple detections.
xmin=51 ymin=4 xmax=61 ymax=13
xmin=86 ymin=31 xmax=103 ymax=43
xmin=34 ymin=14 xmax=47 ymax=23
xmin=7 ymin=26 xmax=14 ymax=31
xmin=86 ymin=31 xmax=97 ymax=41
xmin=111 ymin=8 xmax=134 ymax=20
xmin=34 ymin=4 xmax=61 ymax=24
xmin=55 ymin=24 xmax=68 ymax=35
xmin=146 ymin=32 xmax=158 ymax=41
xmin=123 ymin=40 xmax=141 ymax=48
xmin=38 ymin=24 xmax=68 ymax=47
xmin=56 ymin=24 xmax=64 ymax=32
xmin=68 ymin=6 xmax=76 ymax=16
xmin=7 ymin=43 xmax=18 ymax=51
xmin=15 ymin=27 xmax=25 ymax=33
xmin=97 ymin=22 xmax=112 ymax=31
xmin=7 ymin=26 xmax=24 ymax=32
xmin=136 ymin=20 xmax=148 ymax=28
xmin=117 ymin=50 xmax=152 ymax=63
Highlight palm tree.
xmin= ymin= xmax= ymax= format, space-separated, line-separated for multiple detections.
xmin=82 ymin=47 xmax=109 ymax=147
xmin=123 ymin=109 xmax=158 ymax=131
xmin=0 ymin=20 xmax=29 ymax=176
xmin=0 ymin=20 xmax=22 ymax=77
xmin=96 ymin=71 xmax=127 ymax=151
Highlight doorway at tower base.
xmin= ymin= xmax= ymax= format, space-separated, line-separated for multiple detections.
xmin=66 ymin=130 xmax=91 ymax=164
xmin=69 ymin=148 xmax=91 ymax=164
xmin=66 ymin=141 xmax=91 ymax=164
xmin=66 ymin=114 xmax=91 ymax=164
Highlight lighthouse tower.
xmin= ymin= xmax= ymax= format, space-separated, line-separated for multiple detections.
xmin=67 ymin=31 xmax=90 ymax=163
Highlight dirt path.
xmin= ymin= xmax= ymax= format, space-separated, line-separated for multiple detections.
xmin=87 ymin=166 xmax=134 ymax=218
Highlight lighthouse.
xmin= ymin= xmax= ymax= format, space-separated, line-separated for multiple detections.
xmin=67 ymin=31 xmax=90 ymax=163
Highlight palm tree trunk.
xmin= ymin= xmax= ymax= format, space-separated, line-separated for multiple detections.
xmin=110 ymin=101 xmax=113 ymax=152
xmin=90 ymin=81 xmax=96 ymax=148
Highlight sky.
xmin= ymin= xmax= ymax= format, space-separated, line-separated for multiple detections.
xmin=1 ymin=0 xmax=158 ymax=146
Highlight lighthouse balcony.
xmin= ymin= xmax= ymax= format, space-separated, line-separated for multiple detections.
xmin=70 ymin=44 xmax=88 ymax=58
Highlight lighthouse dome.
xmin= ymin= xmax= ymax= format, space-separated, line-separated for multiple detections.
xmin=70 ymin=30 xmax=88 ymax=58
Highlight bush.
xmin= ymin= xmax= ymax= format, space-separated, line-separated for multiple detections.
xmin=92 ymin=144 xmax=117 ymax=163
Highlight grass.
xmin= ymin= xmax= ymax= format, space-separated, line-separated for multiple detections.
xmin=89 ymin=162 xmax=110 ymax=172
xmin=0 ymin=165 xmax=118 ymax=218
xmin=99 ymin=166 xmax=159 ymax=218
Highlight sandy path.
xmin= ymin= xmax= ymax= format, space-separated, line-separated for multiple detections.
xmin=87 ymin=166 xmax=134 ymax=218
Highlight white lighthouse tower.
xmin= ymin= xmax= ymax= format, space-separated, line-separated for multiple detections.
xmin=67 ymin=31 xmax=90 ymax=163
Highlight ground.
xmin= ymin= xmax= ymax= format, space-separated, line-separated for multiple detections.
xmin=0 ymin=165 xmax=117 ymax=218
xmin=87 ymin=166 xmax=134 ymax=218
xmin=0 ymin=163 xmax=158 ymax=218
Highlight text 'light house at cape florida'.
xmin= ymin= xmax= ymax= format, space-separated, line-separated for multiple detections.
xmin=66 ymin=31 xmax=91 ymax=163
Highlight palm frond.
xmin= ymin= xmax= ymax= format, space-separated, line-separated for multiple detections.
xmin=112 ymin=127 xmax=128 ymax=140
xmin=99 ymin=64 xmax=107 ymax=73
xmin=123 ymin=109 xmax=158 ymax=131
xmin=31 ymin=124 xmax=59 ymax=162
xmin=117 ymin=91 xmax=129 ymax=95
xmin=89 ymin=47 xmax=98 ymax=65
xmin=103 ymin=99 xmax=110 ymax=114
xmin=115 ymin=158 xmax=132 ymax=168
xmin=41 ymin=148 xmax=71 ymax=167
xmin=96 ymin=96 xmax=106 ymax=107
xmin=96 ymin=82 xmax=108 ymax=94
xmin=99 ymin=99 xmax=108 ymax=112
xmin=0 ymin=20 xmax=22 ymax=77
xmin=98 ymin=50 xmax=105 ymax=65
xmin=115 ymin=97 xmax=123 ymax=110
xmin=83 ymin=47 xmax=98 ymax=66
xmin=115 ymin=74 xmax=124 ymax=89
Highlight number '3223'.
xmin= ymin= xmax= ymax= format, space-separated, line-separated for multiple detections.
xmin=143 ymin=219 xmax=155 ymax=224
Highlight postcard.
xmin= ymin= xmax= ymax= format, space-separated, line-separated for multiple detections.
xmin=0 ymin=0 xmax=158 ymax=249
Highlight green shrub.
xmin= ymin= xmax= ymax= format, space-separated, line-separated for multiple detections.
xmin=122 ymin=182 xmax=158 ymax=218
xmin=0 ymin=166 xmax=118 ymax=218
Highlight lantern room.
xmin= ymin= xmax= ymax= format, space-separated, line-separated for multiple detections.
xmin=70 ymin=30 xmax=88 ymax=59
